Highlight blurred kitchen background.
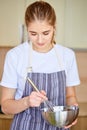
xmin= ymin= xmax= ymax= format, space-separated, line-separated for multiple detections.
xmin=0 ymin=0 xmax=87 ymax=130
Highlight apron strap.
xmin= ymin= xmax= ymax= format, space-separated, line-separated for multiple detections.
xmin=27 ymin=41 xmax=33 ymax=73
xmin=53 ymin=44 xmax=64 ymax=70
xmin=23 ymin=41 xmax=33 ymax=80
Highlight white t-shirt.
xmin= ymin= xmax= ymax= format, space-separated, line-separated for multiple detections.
xmin=0 ymin=41 xmax=80 ymax=99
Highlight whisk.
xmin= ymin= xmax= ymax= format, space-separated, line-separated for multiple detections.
xmin=27 ymin=77 xmax=54 ymax=112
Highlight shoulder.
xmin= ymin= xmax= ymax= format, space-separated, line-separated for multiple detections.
xmin=5 ymin=41 xmax=29 ymax=62
xmin=55 ymin=44 xmax=77 ymax=70
xmin=7 ymin=41 xmax=29 ymax=56
xmin=55 ymin=44 xmax=75 ymax=60
xmin=55 ymin=44 xmax=75 ymax=55
xmin=4 ymin=41 xmax=29 ymax=66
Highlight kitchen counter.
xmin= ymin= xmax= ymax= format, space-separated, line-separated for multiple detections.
xmin=0 ymin=102 xmax=87 ymax=119
xmin=0 ymin=114 xmax=13 ymax=119
xmin=0 ymin=103 xmax=87 ymax=130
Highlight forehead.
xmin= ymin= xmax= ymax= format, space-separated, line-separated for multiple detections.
xmin=27 ymin=20 xmax=53 ymax=32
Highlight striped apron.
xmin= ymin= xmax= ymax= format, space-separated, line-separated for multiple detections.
xmin=10 ymin=44 xmax=69 ymax=130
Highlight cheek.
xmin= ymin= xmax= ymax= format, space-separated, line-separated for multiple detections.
xmin=47 ymin=34 xmax=53 ymax=42
xmin=28 ymin=35 xmax=36 ymax=42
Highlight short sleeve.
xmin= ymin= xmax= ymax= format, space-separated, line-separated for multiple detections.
xmin=0 ymin=50 xmax=18 ymax=88
xmin=65 ymin=50 xmax=80 ymax=87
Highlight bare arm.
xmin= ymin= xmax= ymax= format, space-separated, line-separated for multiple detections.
xmin=64 ymin=87 xmax=78 ymax=128
xmin=66 ymin=87 xmax=78 ymax=106
xmin=1 ymin=87 xmax=30 ymax=115
xmin=1 ymin=86 xmax=47 ymax=115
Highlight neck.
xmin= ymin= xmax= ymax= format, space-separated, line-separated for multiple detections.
xmin=33 ymin=43 xmax=54 ymax=53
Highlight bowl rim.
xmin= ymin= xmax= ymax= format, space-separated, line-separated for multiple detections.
xmin=41 ymin=105 xmax=79 ymax=113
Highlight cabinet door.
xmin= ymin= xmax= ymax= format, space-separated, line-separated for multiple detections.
xmin=0 ymin=0 xmax=25 ymax=46
xmin=70 ymin=117 xmax=87 ymax=130
xmin=0 ymin=118 xmax=12 ymax=130
xmin=65 ymin=0 xmax=87 ymax=49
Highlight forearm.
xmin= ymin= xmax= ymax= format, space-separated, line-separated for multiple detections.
xmin=1 ymin=96 xmax=29 ymax=115
xmin=66 ymin=95 xmax=78 ymax=106
xmin=66 ymin=87 xmax=78 ymax=106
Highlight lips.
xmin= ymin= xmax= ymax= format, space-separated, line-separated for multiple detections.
xmin=37 ymin=43 xmax=45 ymax=46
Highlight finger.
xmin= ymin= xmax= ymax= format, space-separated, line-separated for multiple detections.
xmin=73 ymin=103 xmax=78 ymax=106
xmin=29 ymin=95 xmax=42 ymax=107
xmin=72 ymin=119 xmax=77 ymax=125
xmin=40 ymin=90 xmax=47 ymax=96
xmin=64 ymin=124 xmax=72 ymax=129
xmin=37 ymin=92 xmax=48 ymax=100
xmin=64 ymin=119 xmax=77 ymax=129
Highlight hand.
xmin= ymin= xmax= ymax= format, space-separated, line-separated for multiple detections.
xmin=28 ymin=90 xmax=47 ymax=107
xmin=64 ymin=103 xmax=79 ymax=129
xmin=64 ymin=119 xmax=77 ymax=129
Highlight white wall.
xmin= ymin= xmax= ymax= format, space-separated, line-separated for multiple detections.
xmin=0 ymin=0 xmax=25 ymax=46
xmin=65 ymin=0 xmax=87 ymax=49
xmin=0 ymin=0 xmax=87 ymax=48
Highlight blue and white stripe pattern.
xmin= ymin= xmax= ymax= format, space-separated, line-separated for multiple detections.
xmin=10 ymin=71 xmax=69 ymax=130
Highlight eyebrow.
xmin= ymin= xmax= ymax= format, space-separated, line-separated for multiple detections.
xmin=29 ymin=30 xmax=51 ymax=33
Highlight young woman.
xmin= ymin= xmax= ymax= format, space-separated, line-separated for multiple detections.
xmin=0 ymin=1 xmax=80 ymax=130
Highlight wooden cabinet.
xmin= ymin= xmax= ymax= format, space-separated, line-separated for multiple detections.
xmin=0 ymin=114 xmax=13 ymax=130
xmin=0 ymin=114 xmax=87 ymax=130
xmin=71 ymin=116 xmax=87 ymax=130
xmin=71 ymin=103 xmax=87 ymax=130
xmin=0 ymin=103 xmax=87 ymax=130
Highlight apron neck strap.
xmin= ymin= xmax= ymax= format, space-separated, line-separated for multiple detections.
xmin=53 ymin=44 xmax=63 ymax=70
xmin=27 ymin=41 xmax=33 ymax=73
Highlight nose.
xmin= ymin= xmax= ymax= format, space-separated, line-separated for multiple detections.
xmin=37 ymin=34 xmax=43 ymax=43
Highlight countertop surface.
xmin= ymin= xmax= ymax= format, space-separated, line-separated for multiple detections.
xmin=0 ymin=114 xmax=13 ymax=119
xmin=0 ymin=102 xmax=87 ymax=119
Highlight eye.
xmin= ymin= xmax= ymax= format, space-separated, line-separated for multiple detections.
xmin=43 ymin=31 xmax=49 ymax=35
xmin=31 ymin=32 xmax=37 ymax=36
xmin=29 ymin=31 xmax=37 ymax=36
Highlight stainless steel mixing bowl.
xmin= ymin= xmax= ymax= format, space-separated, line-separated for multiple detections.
xmin=41 ymin=105 xmax=79 ymax=128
